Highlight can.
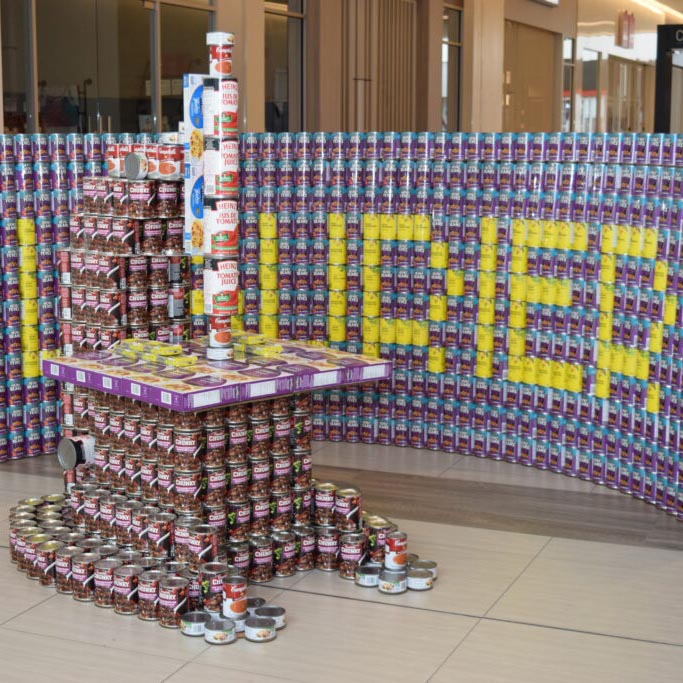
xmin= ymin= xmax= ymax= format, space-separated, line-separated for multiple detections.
xmin=222 ymin=575 xmax=248 ymax=618
xmin=204 ymin=198 xmax=239 ymax=257
xmin=207 ymin=31 xmax=235 ymax=77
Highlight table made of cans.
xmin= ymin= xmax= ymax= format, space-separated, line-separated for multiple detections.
xmin=41 ymin=338 xmax=392 ymax=412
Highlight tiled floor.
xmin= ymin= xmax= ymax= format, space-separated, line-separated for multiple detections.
xmin=2 ymin=446 xmax=683 ymax=682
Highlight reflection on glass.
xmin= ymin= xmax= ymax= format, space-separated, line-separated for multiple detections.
xmin=161 ymin=4 xmax=209 ymax=132
xmin=562 ymin=39 xmax=574 ymax=133
xmin=36 ymin=0 xmax=151 ymax=134
xmin=2 ymin=0 xmax=28 ymax=132
xmin=580 ymin=49 xmax=599 ymax=133
xmin=265 ymin=2 xmax=303 ymax=132
xmin=441 ymin=7 xmax=461 ymax=131
xmin=607 ymin=56 xmax=645 ymax=133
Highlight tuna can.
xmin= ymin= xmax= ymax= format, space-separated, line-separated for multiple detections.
xmin=407 ymin=568 xmax=434 ymax=591
xmin=253 ymin=606 xmax=286 ymax=630
xmin=181 ymin=610 xmax=211 ymax=637
xmin=205 ymin=617 xmax=236 ymax=645
xmin=410 ymin=559 xmax=438 ymax=580
xmin=378 ymin=569 xmax=408 ymax=594
xmin=245 ymin=617 xmax=277 ymax=643
xmin=355 ymin=563 xmax=382 ymax=587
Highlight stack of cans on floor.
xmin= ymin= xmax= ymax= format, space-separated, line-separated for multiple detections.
xmin=231 ymin=130 xmax=683 ymax=521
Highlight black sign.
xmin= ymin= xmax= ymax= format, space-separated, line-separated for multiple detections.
xmin=655 ymin=25 xmax=683 ymax=132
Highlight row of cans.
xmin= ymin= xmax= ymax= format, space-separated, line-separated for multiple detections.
xmin=234 ymin=184 xmax=683 ymax=224
xmin=1 ymin=400 xmax=58 ymax=432
xmin=0 ymin=427 xmax=59 ymax=462
xmin=60 ymin=251 xmax=195 ymax=289
xmin=240 ymin=158 xmax=683 ymax=197
xmin=0 ymin=188 xmax=82 ymax=220
xmin=59 ymin=318 xmax=206 ymax=356
xmin=1 ymin=216 xmax=70 ymax=248
xmin=238 ymin=131 xmax=683 ymax=166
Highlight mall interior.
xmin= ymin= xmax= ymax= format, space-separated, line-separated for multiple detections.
xmin=2 ymin=1 xmax=683 ymax=681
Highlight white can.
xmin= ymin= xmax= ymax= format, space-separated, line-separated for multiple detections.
xmin=245 ymin=616 xmax=277 ymax=643
xmin=204 ymin=617 xmax=236 ymax=645
xmin=207 ymin=31 xmax=235 ymax=77
xmin=203 ymin=198 xmax=239 ymax=258
xmin=203 ymin=78 xmax=239 ymax=138
xmin=384 ymin=531 xmax=408 ymax=570
xmin=203 ymin=137 xmax=239 ymax=198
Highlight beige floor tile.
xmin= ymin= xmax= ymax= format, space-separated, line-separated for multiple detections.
xmin=442 ymin=455 xmax=611 ymax=495
xmin=313 ymin=441 xmax=459 ymax=476
xmin=0 ymin=626 xmax=183 ymax=682
xmin=197 ymin=591 xmax=476 ymax=682
xmin=431 ymin=619 xmax=683 ymax=683
xmin=488 ymin=538 xmax=683 ymax=645
xmin=0 ymin=559 xmax=57 ymax=624
xmin=3 ymin=591 xmax=209 ymax=660
xmin=288 ymin=518 xmax=548 ymax=617
xmin=165 ymin=662 xmax=293 ymax=682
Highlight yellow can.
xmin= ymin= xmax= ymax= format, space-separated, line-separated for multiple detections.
xmin=430 ymin=242 xmax=448 ymax=269
xmin=328 ymin=239 xmax=347 ymax=265
xmin=362 ymin=316 xmax=379 ymax=342
xmin=328 ymin=316 xmax=347 ymax=342
xmin=522 ymin=356 xmax=537 ymax=385
xmin=610 ymin=344 xmax=625 ymax=374
xmin=259 ymin=264 xmax=278 ymax=290
xmin=536 ymin=357 xmax=551 ymax=387
xmin=363 ymin=266 xmax=380 ymax=292
xmin=259 ymin=239 xmax=278 ymax=264
xmin=328 ymin=290 xmax=347 ymax=317
xmin=412 ymin=319 xmax=429 ymax=346
xmin=328 ymin=265 xmax=347 ymax=291
xmin=23 ymin=351 xmax=40 ymax=377
xmin=236 ymin=290 xmax=244 ymax=315
xmin=428 ymin=347 xmax=446 ymax=373
xmin=475 ymin=351 xmax=493 ymax=378
xmin=595 ymin=368 xmax=611 ymax=399
xmin=565 ymin=363 xmax=583 ymax=393
xmin=510 ymin=245 xmax=528 ymax=274
xmin=447 ymin=270 xmax=464 ymax=296
xmin=19 ymin=272 xmax=37 ymax=299
xmin=260 ymin=290 xmax=279 ymax=315
xmin=363 ymin=239 xmax=381 ymax=266
xmin=480 ymin=216 xmax=497 ymax=244
xmin=396 ymin=319 xmax=413 ymax=345
xmin=379 ymin=317 xmax=396 ymax=343
xmin=479 ymin=244 xmax=496 ymax=271
xmin=476 ymin=325 xmax=494 ymax=352
xmin=363 ymin=291 xmax=380 ymax=317
xmin=507 ymin=355 xmax=523 ymax=383
xmin=508 ymin=301 xmax=527 ymax=328
xmin=396 ymin=214 xmax=413 ymax=241
xmin=551 ymin=359 xmax=565 ymax=390
xmin=380 ymin=214 xmax=397 ymax=240
xmin=622 ymin=345 xmax=638 ymax=377
xmin=17 ymin=218 xmax=36 ymax=246
xmin=328 ymin=213 xmax=346 ymax=238
xmin=636 ymin=350 xmax=650 ymax=381
xmin=363 ymin=214 xmax=380 ymax=239
xmin=231 ymin=314 xmax=244 ymax=332
xmin=19 ymin=246 xmax=37 ymax=273
xmin=362 ymin=342 xmax=380 ymax=358
xmin=21 ymin=299 xmax=38 ymax=326
xmin=413 ymin=215 xmax=431 ymax=241
xmin=429 ymin=295 xmax=447 ymax=322
xmin=259 ymin=213 xmax=277 ymax=238
xmin=260 ymin=314 xmax=278 ymax=339
xmin=647 ymin=382 xmax=660 ymax=413
xmin=21 ymin=325 xmax=39 ymax=352
xmin=526 ymin=219 xmax=541 ymax=247
xmin=508 ymin=329 xmax=526 ymax=356
xmin=190 ymin=289 xmax=204 ymax=315
xmin=649 ymin=321 xmax=663 ymax=354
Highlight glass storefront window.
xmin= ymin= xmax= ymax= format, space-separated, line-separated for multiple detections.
xmin=562 ymin=38 xmax=575 ymax=132
xmin=441 ymin=3 xmax=462 ymax=131
xmin=580 ymin=49 xmax=599 ymax=133
xmin=265 ymin=1 xmax=304 ymax=132
xmin=35 ymin=0 xmax=151 ymax=134
xmin=161 ymin=3 xmax=210 ymax=132
xmin=2 ymin=0 xmax=28 ymax=132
